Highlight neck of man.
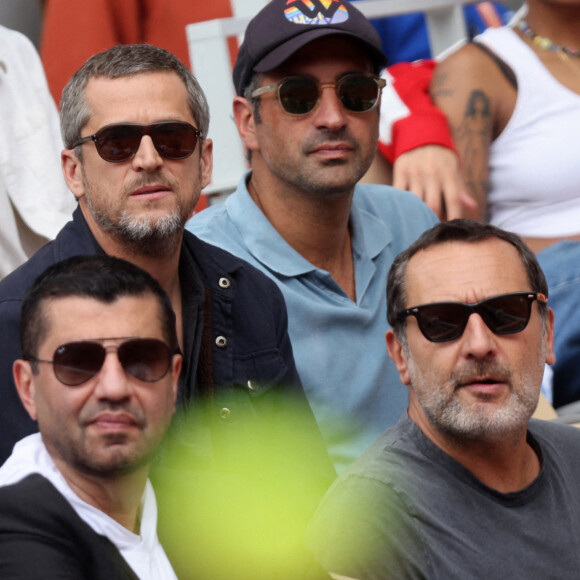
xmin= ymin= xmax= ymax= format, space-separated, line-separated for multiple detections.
xmin=409 ymin=404 xmax=541 ymax=494
xmin=54 ymin=456 xmax=149 ymax=533
xmin=86 ymin=216 xmax=185 ymax=350
xmin=97 ymin=231 xmax=182 ymax=295
xmin=247 ymin=169 xmax=357 ymax=301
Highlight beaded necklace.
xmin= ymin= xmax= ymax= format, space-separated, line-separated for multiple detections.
xmin=517 ymin=20 xmax=580 ymax=58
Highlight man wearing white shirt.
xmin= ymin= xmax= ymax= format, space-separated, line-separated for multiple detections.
xmin=0 ymin=255 xmax=182 ymax=579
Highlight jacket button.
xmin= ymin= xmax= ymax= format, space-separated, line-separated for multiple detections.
xmin=215 ymin=336 xmax=227 ymax=348
xmin=218 ymin=277 xmax=231 ymax=289
xmin=219 ymin=407 xmax=231 ymax=420
xmin=247 ymin=380 xmax=260 ymax=392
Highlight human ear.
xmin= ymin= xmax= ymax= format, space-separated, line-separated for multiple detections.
xmin=199 ymin=138 xmax=214 ymax=191
xmin=170 ymin=354 xmax=182 ymax=408
xmin=61 ymin=149 xmax=85 ymax=202
xmin=386 ymin=330 xmax=411 ymax=386
xmin=544 ymin=307 xmax=556 ymax=366
xmin=13 ymin=360 xmax=39 ymax=421
xmin=233 ymin=96 xmax=260 ymax=152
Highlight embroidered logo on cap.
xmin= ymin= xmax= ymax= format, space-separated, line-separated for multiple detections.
xmin=284 ymin=0 xmax=349 ymax=25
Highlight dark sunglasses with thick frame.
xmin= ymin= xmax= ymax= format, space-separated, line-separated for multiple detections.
xmin=71 ymin=121 xmax=202 ymax=163
xmin=395 ymin=292 xmax=548 ymax=343
xmin=28 ymin=337 xmax=175 ymax=386
xmin=251 ymin=73 xmax=387 ymax=116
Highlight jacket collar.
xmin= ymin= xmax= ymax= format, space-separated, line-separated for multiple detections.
xmin=225 ymin=173 xmax=392 ymax=276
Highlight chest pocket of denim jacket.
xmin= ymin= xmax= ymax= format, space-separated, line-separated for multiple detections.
xmin=232 ymin=348 xmax=290 ymax=399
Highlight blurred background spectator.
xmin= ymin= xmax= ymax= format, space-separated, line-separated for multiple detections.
xmin=0 ymin=23 xmax=74 ymax=280
xmin=353 ymin=0 xmax=520 ymax=63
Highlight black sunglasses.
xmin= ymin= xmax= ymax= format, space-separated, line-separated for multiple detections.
xmin=251 ymin=73 xmax=386 ymax=116
xmin=29 ymin=338 xmax=174 ymax=386
xmin=71 ymin=121 xmax=202 ymax=162
xmin=396 ymin=292 xmax=548 ymax=343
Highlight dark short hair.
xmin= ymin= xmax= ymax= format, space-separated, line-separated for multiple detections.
xmin=387 ymin=219 xmax=549 ymax=335
xmin=21 ymin=255 xmax=178 ymax=362
xmin=60 ymin=43 xmax=209 ymax=152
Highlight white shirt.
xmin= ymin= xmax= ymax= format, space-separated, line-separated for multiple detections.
xmin=0 ymin=433 xmax=177 ymax=580
xmin=0 ymin=25 xmax=76 ymax=279
xmin=480 ymin=27 xmax=580 ymax=237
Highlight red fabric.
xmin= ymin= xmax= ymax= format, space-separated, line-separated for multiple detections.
xmin=195 ymin=193 xmax=209 ymax=212
xmin=40 ymin=0 xmax=236 ymax=105
xmin=377 ymin=60 xmax=455 ymax=163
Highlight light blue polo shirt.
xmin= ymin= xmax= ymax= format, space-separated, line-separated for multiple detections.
xmin=187 ymin=173 xmax=437 ymax=472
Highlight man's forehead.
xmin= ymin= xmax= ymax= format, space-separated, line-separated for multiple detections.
xmin=40 ymin=295 xmax=162 ymax=343
xmin=83 ymin=72 xmax=194 ymax=128
xmin=405 ymin=239 xmax=529 ymax=303
xmin=270 ymin=35 xmax=374 ymax=76
xmin=84 ymin=72 xmax=188 ymax=108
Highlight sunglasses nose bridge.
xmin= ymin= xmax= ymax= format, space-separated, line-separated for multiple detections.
xmin=132 ymin=127 xmax=164 ymax=166
xmin=92 ymin=346 xmax=134 ymax=397
xmin=318 ymin=81 xmax=338 ymax=94
xmin=311 ymin=81 xmax=349 ymax=124
xmin=460 ymin=306 xmax=500 ymax=352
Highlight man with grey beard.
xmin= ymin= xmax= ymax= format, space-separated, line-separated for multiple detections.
xmin=0 ymin=41 xmax=333 ymax=513
xmin=307 ymin=220 xmax=580 ymax=579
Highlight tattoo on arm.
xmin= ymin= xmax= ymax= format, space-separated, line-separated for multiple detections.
xmin=455 ymin=90 xmax=492 ymax=204
xmin=430 ymin=71 xmax=453 ymax=99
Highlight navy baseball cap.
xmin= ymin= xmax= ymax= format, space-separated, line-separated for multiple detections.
xmin=233 ymin=0 xmax=388 ymax=96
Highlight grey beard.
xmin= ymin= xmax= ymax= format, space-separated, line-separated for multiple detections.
xmin=117 ymin=209 xmax=183 ymax=240
xmin=408 ymin=356 xmax=539 ymax=443
xmin=423 ymin=385 xmax=537 ymax=442
xmin=90 ymin=202 xmax=184 ymax=258
xmin=119 ymin=210 xmax=184 ymax=257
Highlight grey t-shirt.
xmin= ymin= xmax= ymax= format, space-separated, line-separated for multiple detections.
xmin=306 ymin=414 xmax=580 ymax=579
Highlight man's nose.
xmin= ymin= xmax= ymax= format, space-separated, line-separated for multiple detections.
xmin=131 ymin=135 xmax=164 ymax=171
xmin=92 ymin=351 xmax=132 ymax=401
xmin=460 ymin=313 xmax=498 ymax=359
xmin=312 ymin=84 xmax=348 ymax=131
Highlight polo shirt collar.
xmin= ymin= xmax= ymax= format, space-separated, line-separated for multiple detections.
xmin=226 ymin=172 xmax=391 ymax=276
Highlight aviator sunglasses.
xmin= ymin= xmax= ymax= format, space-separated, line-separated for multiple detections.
xmin=71 ymin=121 xmax=202 ymax=162
xmin=28 ymin=338 xmax=174 ymax=386
xmin=251 ymin=73 xmax=387 ymax=116
xmin=395 ymin=292 xmax=548 ymax=343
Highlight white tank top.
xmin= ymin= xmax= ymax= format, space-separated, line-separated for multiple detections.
xmin=476 ymin=27 xmax=580 ymax=237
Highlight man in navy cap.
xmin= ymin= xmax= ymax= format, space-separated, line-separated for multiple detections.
xmin=189 ymin=0 xmax=438 ymax=472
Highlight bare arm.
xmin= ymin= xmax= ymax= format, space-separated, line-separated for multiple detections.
xmin=372 ymin=59 xmax=479 ymax=220
xmin=363 ymin=143 xmax=475 ymax=221
xmin=429 ymin=43 xmax=508 ymax=220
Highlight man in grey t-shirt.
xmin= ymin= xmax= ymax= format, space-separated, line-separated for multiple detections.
xmin=307 ymin=219 xmax=580 ymax=579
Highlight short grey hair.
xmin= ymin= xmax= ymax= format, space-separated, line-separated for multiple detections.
xmin=60 ymin=44 xmax=210 ymax=153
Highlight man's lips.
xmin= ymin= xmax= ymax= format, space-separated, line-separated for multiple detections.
xmin=88 ymin=412 xmax=140 ymax=430
xmin=130 ymin=184 xmax=172 ymax=200
xmin=309 ymin=142 xmax=354 ymax=159
xmin=459 ymin=377 xmax=506 ymax=396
